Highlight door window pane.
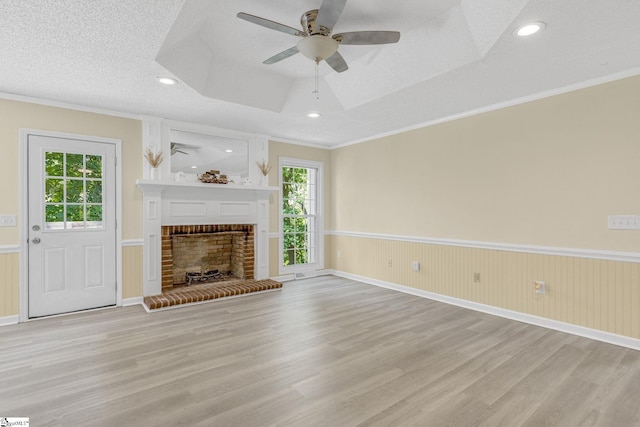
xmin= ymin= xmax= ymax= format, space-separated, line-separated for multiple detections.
xmin=87 ymin=205 xmax=103 ymax=222
xmin=45 ymin=152 xmax=64 ymax=176
xmin=66 ymin=205 xmax=84 ymax=222
xmin=86 ymin=181 xmax=102 ymax=203
xmin=66 ymin=153 xmax=84 ymax=178
xmin=45 ymin=204 xmax=64 ymax=228
xmin=66 ymin=179 xmax=84 ymax=203
xmin=86 ymin=155 xmax=103 ymax=178
xmin=44 ymin=151 xmax=104 ymax=230
xmin=45 ymin=178 xmax=64 ymax=202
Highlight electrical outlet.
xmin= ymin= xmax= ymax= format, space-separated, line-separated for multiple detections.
xmin=337 ymin=250 xmax=341 ymax=258
xmin=608 ymin=215 xmax=640 ymax=230
xmin=473 ymin=273 xmax=480 ymax=283
xmin=412 ymin=261 xmax=420 ymax=272
xmin=534 ymin=281 xmax=545 ymax=294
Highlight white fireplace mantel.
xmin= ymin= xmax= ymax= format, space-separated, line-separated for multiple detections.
xmin=136 ymin=179 xmax=278 ymax=296
xmin=136 ymin=180 xmax=278 ymax=196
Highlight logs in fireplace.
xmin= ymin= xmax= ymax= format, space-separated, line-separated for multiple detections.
xmin=185 ymin=269 xmax=232 ymax=285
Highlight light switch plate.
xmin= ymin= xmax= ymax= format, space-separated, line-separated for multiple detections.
xmin=0 ymin=214 xmax=16 ymax=227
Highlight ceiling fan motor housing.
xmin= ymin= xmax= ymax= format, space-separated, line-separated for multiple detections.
xmin=301 ymin=9 xmax=331 ymax=36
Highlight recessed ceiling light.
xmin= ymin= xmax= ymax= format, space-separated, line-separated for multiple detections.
xmin=225 ymin=149 xmax=233 ymax=153
xmin=306 ymin=112 xmax=321 ymax=118
xmin=516 ymin=22 xmax=545 ymax=37
xmin=157 ymin=76 xmax=178 ymax=85
xmin=191 ymin=165 xmax=197 ymax=169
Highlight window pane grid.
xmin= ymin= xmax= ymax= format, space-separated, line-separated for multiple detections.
xmin=44 ymin=151 xmax=104 ymax=230
xmin=281 ymin=166 xmax=317 ymax=267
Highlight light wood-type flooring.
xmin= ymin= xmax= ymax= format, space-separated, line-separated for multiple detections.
xmin=2 ymin=276 xmax=640 ymax=426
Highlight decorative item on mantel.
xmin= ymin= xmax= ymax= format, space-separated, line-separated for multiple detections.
xmin=198 ymin=170 xmax=228 ymax=184
xmin=144 ymin=147 xmax=163 ymax=180
xmin=256 ymin=160 xmax=272 ymax=186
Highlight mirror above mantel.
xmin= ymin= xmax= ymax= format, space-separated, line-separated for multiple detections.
xmin=141 ymin=118 xmax=269 ymax=185
xmin=170 ymin=130 xmax=249 ymax=178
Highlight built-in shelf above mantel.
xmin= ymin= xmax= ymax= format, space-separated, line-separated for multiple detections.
xmin=136 ymin=179 xmax=278 ymax=197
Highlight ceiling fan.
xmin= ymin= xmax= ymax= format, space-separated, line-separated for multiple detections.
xmin=237 ymin=0 xmax=400 ymax=74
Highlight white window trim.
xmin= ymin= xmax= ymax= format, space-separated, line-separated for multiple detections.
xmin=278 ymin=157 xmax=324 ymax=275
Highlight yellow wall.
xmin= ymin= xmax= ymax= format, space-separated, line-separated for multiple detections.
xmin=122 ymin=246 xmax=143 ymax=299
xmin=0 ymin=253 xmax=19 ymax=318
xmin=268 ymin=140 xmax=333 ymax=276
xmin=331 ymin=75 xmax=640 ymax=252
xmin=0 ymin=98 xmax=143 ymax=317
xmin=329 ymin=75 xmax=640 ymax=339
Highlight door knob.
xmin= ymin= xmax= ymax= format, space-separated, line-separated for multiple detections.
xmin=31 ymin=237 xmax=41 ymax=244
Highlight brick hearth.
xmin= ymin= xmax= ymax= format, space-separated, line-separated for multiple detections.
xmin=143 ymin=279 xmax=282 ymax=310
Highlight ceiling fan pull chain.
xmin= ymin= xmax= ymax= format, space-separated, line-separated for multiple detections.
xmin=314 ymin=58 xmax=320 ymax=101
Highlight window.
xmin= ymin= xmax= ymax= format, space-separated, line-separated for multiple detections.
xmin=279 ymin=158 xmax=323 ymax=273
xmin=44 ymin=151 xmax=104 ymax=230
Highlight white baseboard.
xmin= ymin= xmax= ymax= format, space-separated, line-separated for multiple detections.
xmin=271 ymin=269 xmax=334 ymax=283
xmin=270 ymin=274 xmax=296 ymax=282
xmin=327 ymin=269 xmax=640 ymax=352
xmin=122 ymin=297 xmax=144 ymax=306
xmin=0 ymin=315 xmax=19 ymax=326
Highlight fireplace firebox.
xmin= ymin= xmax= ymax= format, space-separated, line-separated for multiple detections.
xmin=161 ymin=224 xmax=254 ymax=292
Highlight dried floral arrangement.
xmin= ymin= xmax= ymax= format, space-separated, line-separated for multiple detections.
xmin=256 ymin=160 xmax=272 ymax=176
xmin=144 ymin=148 xmax=163 ymax=168
xmin=198 ymin=170 xmax=228 ymax=184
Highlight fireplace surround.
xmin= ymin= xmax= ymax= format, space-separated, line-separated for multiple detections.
xmin=137 ymin=180 xmax=277 ymax=296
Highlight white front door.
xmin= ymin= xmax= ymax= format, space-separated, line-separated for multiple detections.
xmin=27 ymin=134 xmax=117 ymax=318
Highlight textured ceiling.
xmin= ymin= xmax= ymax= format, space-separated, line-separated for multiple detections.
xmin=1 ymin=0 xmax=639 ymax=147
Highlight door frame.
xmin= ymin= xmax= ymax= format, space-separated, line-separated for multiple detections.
xmin=19 ymin=129 xmax=123 ymax=322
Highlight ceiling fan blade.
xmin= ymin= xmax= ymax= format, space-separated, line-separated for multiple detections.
xmin=264 ymin=46 xmax=300 ymax=64
xmin=316 ymin=0 xmax=346 ymax=32
xmin=333 ymin=31 xmax=401 ymax=45
xmin=325 ymin=51 xmax=349 ymax=73
xmin=237 ymin=12 xmax=306 ymax=37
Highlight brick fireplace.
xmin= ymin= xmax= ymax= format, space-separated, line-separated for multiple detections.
xmin=162 ymin=224 xmax=254 ymax=292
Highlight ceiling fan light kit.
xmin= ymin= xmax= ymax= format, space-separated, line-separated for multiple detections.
xmin=297 ymin=35 xmax=338 ymax=61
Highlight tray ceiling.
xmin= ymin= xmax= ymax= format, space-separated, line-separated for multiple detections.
xmin=1 ymin=0 xmax=639 ymax=146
